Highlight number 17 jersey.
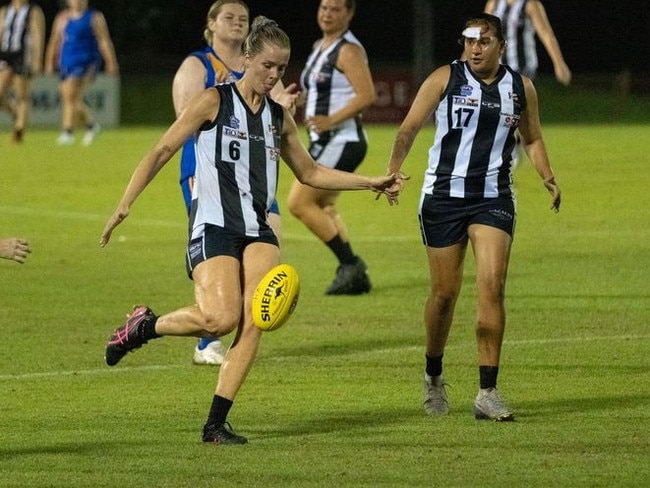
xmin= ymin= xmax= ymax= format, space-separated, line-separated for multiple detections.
xmin=424 ymin=61 xmax=526 ymax=199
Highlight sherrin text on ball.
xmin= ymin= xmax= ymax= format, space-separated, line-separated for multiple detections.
xmin=252 ymin=264 xmax=300 ymax=331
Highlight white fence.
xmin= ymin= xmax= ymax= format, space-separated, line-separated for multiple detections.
xmin=0 ymin=74 xmax=120 ymax=128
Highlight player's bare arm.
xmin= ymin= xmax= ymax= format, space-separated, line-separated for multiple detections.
xmin=101 ymin=89 xmax=221 ymax=246
xmin=306 ymin=43 xmax=375 ymax=132
xmin=388 ymin=66 xmax=448 ymax=174
xmin=280 ymin=110 xmax=396 ymax=193
xmin=172 ymin=57 xmax=208 ymax=117
xmin=518 ymin=78 xmax=561 ymax=211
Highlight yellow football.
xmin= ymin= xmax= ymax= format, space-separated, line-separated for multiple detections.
xmin=252 ymin=264 xmax=300 ymax=331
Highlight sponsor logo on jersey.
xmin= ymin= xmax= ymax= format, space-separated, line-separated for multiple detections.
xmin=266 ymin=147 xmax=280 ymax=161
xmin=229 ymin=115 xmax=240 ymax=129
xmin=460 ymin=84 xmax=473 ymax=96
xmin=224 ymin=127 xmax=247 ymax=140
xmin=508 ymin=92 xmax=520 ymax=103
xmin=482 ymin=101 xmax=501 ymax=109
xmin=501 ymin=113 xmax=520 ymax=128
xmin=453 ymin=96 xmax=479 ymax=107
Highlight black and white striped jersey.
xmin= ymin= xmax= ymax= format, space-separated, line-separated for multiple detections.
xmin=493 ymin=0 xmax=538 ymax=78
xmin=300 ymin=30 xmax=365 ymax=143
xmin=1 ymin=3 xmax=32 ymax=55
xmin=189 ymin=83 xmax=284 ymax=238
xmin=423 ymin=61 xmax=525 ymax=199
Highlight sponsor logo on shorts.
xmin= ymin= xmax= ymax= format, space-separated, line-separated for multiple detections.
xmin=489 ymin=208 xmax=513 ymax=221
xmin=189 ymin=239 xmax=203 ymax=260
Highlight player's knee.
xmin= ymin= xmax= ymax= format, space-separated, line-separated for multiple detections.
xmin=478 ymin=276 xmax=506 ymax=303
xmin=287 ymin=194 xmax=305 ymax=219
xmin=201 ymin=310 xmax=240 ymax=336
xmin=430 ymin=289 xmax=458 ymax=315
xmin=323 ymin=204 xmax=338 ymax=219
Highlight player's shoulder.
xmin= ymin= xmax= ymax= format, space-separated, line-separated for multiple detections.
xmin=340 ymin=31 xmax=365 ymax=50
xmin=338 ymin=33 xmax=368 ymax=63
xmin=181 ymin=53 xmax=208 ymax=71
xmin=525 ymin=0 xmax=545 ymax=14
xmin=432 ymin=63 xmax=454 ymax=82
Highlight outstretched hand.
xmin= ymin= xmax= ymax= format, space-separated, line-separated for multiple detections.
xmin=100 ymin=206 xmax=130 ymax=247
xmin=544 ymin=176 xmax=561 ymax=212
xmin=0 ymin=237 xmax=31 ymax=263
xmin=374 ymin=172 xmax=410 ymax=206
xmin=276 ymin=82 xmax=302 ymax=115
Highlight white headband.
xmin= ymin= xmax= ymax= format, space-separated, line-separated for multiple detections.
xmin=462 ymin=27 xmax=482 ymax=39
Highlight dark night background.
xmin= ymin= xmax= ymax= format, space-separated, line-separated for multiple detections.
xmin=27 ymin=0 xmax=649 ymax=81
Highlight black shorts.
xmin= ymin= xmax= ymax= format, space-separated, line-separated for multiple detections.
xmin=308 ymin=137 xmax=367 ymax=173
xmin=418 ymin=194 xmax=516 ymax=248
xmin=185 ymin=224 xmax=279 ymax=278
xmin=0 ymin=51 xmax=31 ymax=76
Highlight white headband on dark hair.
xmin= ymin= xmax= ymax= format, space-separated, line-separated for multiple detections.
xmin=462 ymin=27 xmax=482 ymax=39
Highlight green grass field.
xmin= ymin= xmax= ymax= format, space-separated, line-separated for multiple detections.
xmin=1 ymin=124 xmax=649 ymax=487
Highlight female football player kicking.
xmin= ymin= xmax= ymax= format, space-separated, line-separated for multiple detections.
xmin=99 ymin=17 xmax=401 ymax=445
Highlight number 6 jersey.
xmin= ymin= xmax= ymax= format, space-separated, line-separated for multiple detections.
xmin=189 ymin=83 xmax=284 ymax=239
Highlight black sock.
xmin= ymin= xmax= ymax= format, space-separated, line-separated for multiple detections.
xmin=479 ymin=365 xmax=499 ymax=389
xmin=206 ymin=395 xmax=233 ymax=427
xmin=425 ymin=354 xmax=443 ymax=378
xmin=140 ymin=315 xmax=160 ymax=341
xmin=325 ymin=234 xmax=356 ymax=265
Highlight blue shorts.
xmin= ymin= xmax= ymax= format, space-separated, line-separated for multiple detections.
xmin=185 ymin=224 xmax=279 ymax=278
xmin=58 ymin=60 xmax=99 ymax=80
xmin=418 ymin=194 xmax=516 ymax=248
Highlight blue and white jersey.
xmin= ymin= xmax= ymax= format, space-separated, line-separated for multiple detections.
xmin=423 ymin=61 xmax=526 ymax=199
xmin=189 ymin=83 xmax=284 ymax=238
xmin=300 ymin=30 xmax=365 ymax=143
xmin=493 ymin=0 xmax=538 ymax=78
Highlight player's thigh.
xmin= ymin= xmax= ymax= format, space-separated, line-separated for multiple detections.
xmin=59 ymin=76 xmax=80 ymax=99
xmin=0 ymin=68 xmax=13 ymax=95
xmin=425 ymin=242 xmax=467 ymax=297
xmin=11 ymin=75 xmax=30 ymax=99
xmin=468 ymin=224 xmax=512 ymax=296
xmin=192 ymin=255 xmax=243 ymax=327
xmin=241 ymin=242 xmax=281 ymax=313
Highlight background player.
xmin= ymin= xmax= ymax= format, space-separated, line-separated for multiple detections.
xmin=484 ymin=0 xmax=571 ymax=85
xmin=45 ymin=0 xmax=119 ymax=145
xmin=0 ymin=0 xmax=45 ymax=143
xmin=287 ymin=0 xmax=376 ymax=295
